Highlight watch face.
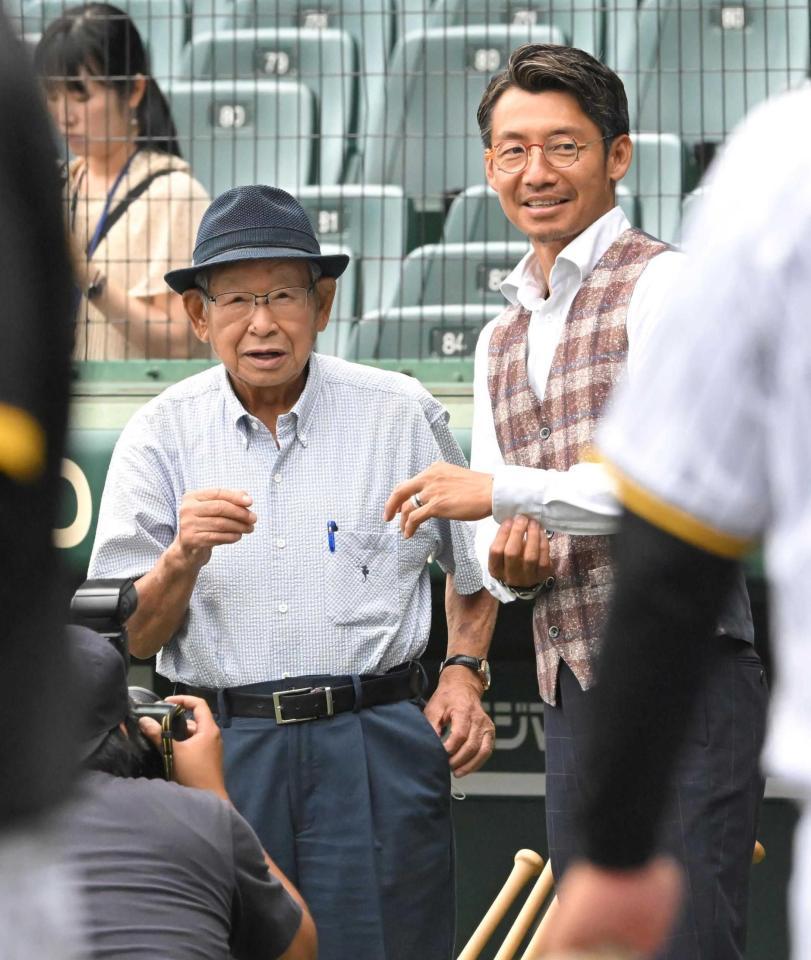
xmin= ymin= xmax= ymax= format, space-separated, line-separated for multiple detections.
xmin=479 ymin=659 xmax=491 ymax=690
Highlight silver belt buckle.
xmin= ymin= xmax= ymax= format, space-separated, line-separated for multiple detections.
xmin=272 ymin=686 xmax=334 ymax=724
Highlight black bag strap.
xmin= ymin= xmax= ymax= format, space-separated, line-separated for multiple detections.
xmin=85 ymin=168 xmax=173 ymax=256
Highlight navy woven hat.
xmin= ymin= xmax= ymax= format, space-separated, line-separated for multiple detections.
xmin=165 ymin=184 xmax=350 ymax=294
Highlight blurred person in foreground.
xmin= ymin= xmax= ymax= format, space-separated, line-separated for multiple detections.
xmin=64 ymin=625 xmax=315 ymax=960
xmin=87 ymin=184 xmax=497 ymax=960
xmin=36 ymin=2 xmax=210 ymax=360
xmin=544 ymin=85 xmax=811 ymax=959
xmin=386 ymin=43 xmax=765 ymax=959
xmin=0 ymin=6 xmax=81 ymax=958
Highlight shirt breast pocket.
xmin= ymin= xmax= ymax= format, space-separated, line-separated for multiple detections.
xmin=327 ymin=531 xmax=399 ymax=627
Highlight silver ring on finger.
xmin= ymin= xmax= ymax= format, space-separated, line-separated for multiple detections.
xmin=411 ymin=492 xmax=424 ymax=509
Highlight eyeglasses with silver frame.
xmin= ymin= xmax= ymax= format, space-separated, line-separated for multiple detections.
xmin=205 ymin=282 xmax=316 ymax=323
xmin=485 ymin=134 xmax=614 ymax=174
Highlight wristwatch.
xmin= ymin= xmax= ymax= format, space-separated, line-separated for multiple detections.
xmin=496 ymin=578 xmax=548 ymax=601
xmin=439 ymin=655 xmax=491 ymax=691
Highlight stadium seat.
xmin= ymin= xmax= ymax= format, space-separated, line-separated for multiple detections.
xmin=361 ymin=23 xmax=566 ymax=212
xmin=167 ymin=78 xmax=315 ymax=195
xmin=296 ymin=185 xmax=415 ymax=314
xmin=190 ymin=0 xmax=393 ymax=142
xmin=22 ymin=0 xmax=187 ymax=83
xmin=349 ymin=304 xmax=498 ymax=360
xmin=625 ymin=132 xmax=695 ymax=244
xmin=393 ymin=0 xmax=435 ymax=42
xmin=394 ymin=241 xmax=528 ymax=309
xmin=313 ymin=243 xmax=358 ymax=357
xmin=425 ymin=0 xmax=601 ymax=56
xmin=181 ymin=28 xmax=357 ymax=183
xmin=443 ymin=183 xmax=639 ymax=242
xmin=607 ymin=0 xmax=809 ymax=147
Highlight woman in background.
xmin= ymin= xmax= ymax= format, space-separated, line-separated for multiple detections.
xmin=36 ymin=3 xmax=210 ymax=359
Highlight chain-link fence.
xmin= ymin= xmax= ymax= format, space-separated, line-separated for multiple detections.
xmin=8 ymin=0 xmax=809 ymax=362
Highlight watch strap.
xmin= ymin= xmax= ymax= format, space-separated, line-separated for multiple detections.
xmin=440 ymin=654 xmax=482 ymax=673
xmin=439 ymin=654 xmax=490 ymax=691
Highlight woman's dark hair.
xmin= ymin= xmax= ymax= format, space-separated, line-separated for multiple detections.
xmin=84 ymin=712 xmax=164 ymax=779
xmin=477 ymin=43 xmax=630 ymax=150
xmin=34 ymin=2 xmax=181 ymax=157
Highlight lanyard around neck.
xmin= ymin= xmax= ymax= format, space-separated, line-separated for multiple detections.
xmin=83 ymin=148 xmax=140 ymax=259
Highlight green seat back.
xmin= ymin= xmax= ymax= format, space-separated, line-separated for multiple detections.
xmin=191 ymin=0 xmax=394 ymax=142
xmin=395 ymin=241 xmax=528 ymax=308
xmin=181 ymin=27 xmax=357 ymax=183
xmin=296 ymin=185 xmax=414 ymax=314
xmin=626 ymin=132 xmax=695 ymax=244
xmin=362 ymin=23 xmax=565 ymax=211
xmin=426 ymin=0 xmax=600 ymax=55
xmin=608 ymin=0 xmax=809 ymax=144
xmin=167 ymin=78 xmax=315 ymax=195
xmin=350 ymin=304 xmax=498 ymax=360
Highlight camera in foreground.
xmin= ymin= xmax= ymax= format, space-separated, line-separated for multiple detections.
xmin=71 ymin=578 xmax=190 ymax=778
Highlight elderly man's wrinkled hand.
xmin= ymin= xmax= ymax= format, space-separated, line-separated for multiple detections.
xmin=423 ymin=669 xmax=495 ymax=777
xmin=488 ymin=516 xmax=554 ymax=589
xmin=174 ymin=487 xmax=257 ymax=569
xmin=383 ymin=462 xmax=494 ymax=538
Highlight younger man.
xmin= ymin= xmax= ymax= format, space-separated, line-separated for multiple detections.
xmin=386 ymin=44 xmax=765 ymax=959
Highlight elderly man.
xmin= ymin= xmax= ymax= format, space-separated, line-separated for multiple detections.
xmin=88 ymin=184 xmax=497 ymax=960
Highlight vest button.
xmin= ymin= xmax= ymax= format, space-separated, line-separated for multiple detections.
xmin=540 ymin=426 xmax=551 ymax=440
xmin=544 ymin=576 xmax=556 ymax=590
xmin=548 ymin=625 xmax=560 ymax=639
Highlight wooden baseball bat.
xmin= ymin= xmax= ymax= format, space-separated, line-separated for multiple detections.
xmin=457 ymin=850 xmax=544 ymax=960
xmin=518 ymin=888 xmax=559 ymax=959
xmin=493 ymin=858 xmax=555 ymax=960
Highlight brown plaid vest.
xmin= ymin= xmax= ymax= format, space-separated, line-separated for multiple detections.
xmin=487 ymin=228 xmax=669 ymax=704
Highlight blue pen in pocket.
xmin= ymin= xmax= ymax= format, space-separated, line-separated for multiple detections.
xmin=327 ymin=520 xmax=338 ymax=552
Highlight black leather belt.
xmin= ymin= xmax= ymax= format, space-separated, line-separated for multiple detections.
xmin=179 ymin=661 xmax=426 ymax=725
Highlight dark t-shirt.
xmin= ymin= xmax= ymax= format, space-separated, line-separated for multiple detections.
xmin=61 ymin=772 xmax=301 ymax=959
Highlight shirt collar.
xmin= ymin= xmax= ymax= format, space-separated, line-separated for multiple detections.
xmin=500 ymin=205 xmax=631 ymax=308
xmin=220 ymin=353 xmax=324 ymax=446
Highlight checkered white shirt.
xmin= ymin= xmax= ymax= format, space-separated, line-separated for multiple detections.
xmin=599 ymin=87 xmax=811 ymax=792
xmin=89 ymin=354 xmax=482 ymax=687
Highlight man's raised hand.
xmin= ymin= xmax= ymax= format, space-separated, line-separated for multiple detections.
xmin=383 ymin=462 xmax=494 ymax=538
xmin=175 ymin=488 xmax=256 ymax=568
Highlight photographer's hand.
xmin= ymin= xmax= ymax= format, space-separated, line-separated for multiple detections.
xmin=139 ymin=695 xmax=229 ymax=801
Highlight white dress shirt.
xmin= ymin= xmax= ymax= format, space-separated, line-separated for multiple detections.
xmin=470 ymin=205 xmax=682 ymax=600
xmin=89 ymin=355 xmax=481 ymax=686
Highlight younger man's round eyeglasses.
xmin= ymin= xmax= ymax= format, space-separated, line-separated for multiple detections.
xmin=485 ymin=134 xmax=613 ymax=174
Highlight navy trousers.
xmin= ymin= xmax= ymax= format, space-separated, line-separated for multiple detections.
xmin=218 ymin=686 xmax=454 ymax=960
xmin=545 ymin=637 xmax=768 ymax=960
